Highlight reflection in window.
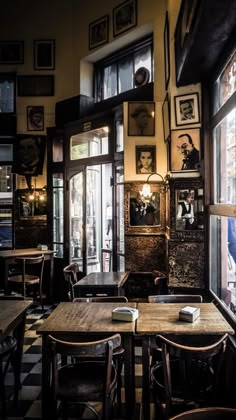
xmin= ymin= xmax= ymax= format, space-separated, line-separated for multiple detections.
xmin=71 ymin=126 xmax=109 ymax=160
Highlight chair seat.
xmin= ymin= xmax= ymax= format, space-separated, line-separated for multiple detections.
xmin=57 ymin=361 xmax=117 ymax=400
xmin=0 ymin=336 xmax=17 ymax=357
xmin=8 ymin=274 xmax=40 ymax=284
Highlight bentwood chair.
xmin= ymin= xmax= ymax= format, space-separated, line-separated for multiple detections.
xmin=8 ymin=255 xmax=45 ymax=309
xmin=0 ymin=336 xmax=18 ymax=418
xmin=151 ymin=333 xmax=229 ymax=419
xmin=169 ymin=406 xmax=236 ymax=419
xmin=48 ymin=333 xmax=121 ymax=420
xmin=63 ymin=263 xmax=85 ymax=301
xmin=73 ymin=295 xmax=128 ymax=413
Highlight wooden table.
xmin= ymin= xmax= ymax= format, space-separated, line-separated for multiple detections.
xmin=73 ymin=271 xmax=129 ymax=297
xmin=37 ymin=301 xmax=136 ymax=420
xmin=0 ymin=248 xmax=54 ymax=298
xmin=136 ymin=302 xmax=235 ymax=420
xmin=0 ymin=299 xmax=33 ymax=395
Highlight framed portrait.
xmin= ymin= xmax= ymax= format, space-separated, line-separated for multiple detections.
xmin=163 ymin=12 xmax=170 ymax=90
xmin=89 ymin=15 xmax=109 ymax=50
xmin=12 ymin=135 xmax=46 ymax=176
xmin=27 ymin=106 xmax=44 ymax=131
xmin=34 ymin=40 xmax=55 ymax=70
xmin=128 ymin=102 xmax=155 ymax=136
xmin=113 ymin=0 xmax=137 ymax=37
xmin=0 ymin=41 xmax=24 ymax=64
xmin=175 ymin=187 xmax=204 ymax=231
xmin=17 ymin=75 xmax=54 ymax=97
xmin=136 ymin=145 xmax=156 ymax=174
xmin=174 ymin=92 xmax=200 ymax=126
xmin=170 ymin=128 xmax=201 ymax=172
xmin=162 ymin=93 xmax=170 ymax=143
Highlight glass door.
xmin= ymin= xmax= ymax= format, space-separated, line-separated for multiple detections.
xmin=69 ymin=163 xmax=113 ymax=274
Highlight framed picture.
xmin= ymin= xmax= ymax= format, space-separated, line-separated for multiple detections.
xmin=128 ymin=102 xmax=155 ymax=136
xmin=27 ymin=106 xmax=44 ymax=131
xmin=136 ymin=145 xmax=156 ymax=174
xmin=176 ymin=187 xmax=204 ymax=231
xmin=34 ymin=40 xmax=55 ymax=70
xmin=170 ymin=128 xmax=201 ymax=172
xmin=162 ymin=93 xmax=170 ymax=143
xmin=12 ymin=135 xmax=46 ymax=176
xmin=174 ymin=92 xmax=200 ymax=126
xmin=89 ymin=15 xmax=109 ymax=50
xmin=17 ymin=75 xmax=54 ymax=96
xmin=113 ymin=0 xmax=137 ymax=37
xmin=0 ymin=41 xmax=24 ymax=64
xmin=163 ymin=12 xmax=170 ymax=90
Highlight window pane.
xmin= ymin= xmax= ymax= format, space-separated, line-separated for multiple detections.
xmin=0 ymin=208 xmax=12 ymax=248
xmin=134 ymin=45 xmax=152 ymax=79
xmin=0 ymin=78 xmax=15 ymax=113
xmin=53 ymin=173 xmax=64 ymax=257
xmin=213 ymin=107 xmax=236 ymax=204
xmin=115 ymin=120 xmax=124 ymax=152
xmin=104 ymin=65 xmax=117 ymax=99
xmin=118 ymin=57 xmax=133 ymax=93
xmin=52 ymin=133 xmax=63 ymax=162
xmin=71 ymin=126 xmax=109 ymax=160
xmin=214 ymin=50 xmax=236 ymax=113
xmin=0 ymin=144 xmax=13 ymax=160
xmin=210 ymin=215 xmax=236 ymax=318
xmin=0 ymin=166 xmax=13 ymax=204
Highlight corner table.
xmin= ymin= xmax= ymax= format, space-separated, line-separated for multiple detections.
xmin=73 ymin=271 xmax=129 ymax=297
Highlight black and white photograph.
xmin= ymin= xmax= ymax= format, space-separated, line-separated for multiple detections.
xmin=12 ymin=135 xmax=46 ymax=176
xmin=136 ymin=145 xmax=156 ymax=174
xmin=89 ymin=15 xmax=109 ymax=50
xmin=113 ymin=0 xmax=137 ymax=37
xmin=27 ymin=106 xmax=44 ymax=131
xmin=129 ymin=190 xmax=160 ymax=226
xmin=176 ymin=187 xmax=204 ymax=231
xmin=34 ymin=40 xmax=55 ymax=70
xmin=128 ymin=102 xmax=155 ymax=136
xmin=171 ymin=128 xmax=201 ymax=172
xmin=174 ymin=92 xmax=200 ymax=126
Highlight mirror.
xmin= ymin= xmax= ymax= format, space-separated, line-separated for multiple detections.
xmin=176 ymin=188 xmax=204 ymax=231
xmin=129 ymin=190 xmax=160 ymax=226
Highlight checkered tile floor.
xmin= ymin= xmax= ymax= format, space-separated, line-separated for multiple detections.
xmin=4 ymin=303 xmax=155 ymax=420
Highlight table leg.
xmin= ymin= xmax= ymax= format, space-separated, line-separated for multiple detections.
xmin=123 ymin=335 xmax=135 ymax=419
xmin=142 ymin=336 xmax=151 ymax=420
xmin=41 ymin=335 xmax=53 ymax=419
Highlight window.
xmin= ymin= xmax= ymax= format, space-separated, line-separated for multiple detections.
xmin=0 ymin=74 xmax=16 ymax=113
xmin=0 ymin=142 xmax=14 ymax=248
xmin=209 ymin=46 xmax=236 ymax=321
xmin=94 ymin=35 xmax=153 ymax=102
xmin=70 ymin=126 xmax=109 ymax=160
xmin=52 ymin=173 xmax=64 ymax=258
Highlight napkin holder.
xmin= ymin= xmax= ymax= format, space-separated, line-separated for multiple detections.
xmin=179 ymin=306 xmax=200 ymax=323
xmin=112 ymin=307 xmax=139 ymax=322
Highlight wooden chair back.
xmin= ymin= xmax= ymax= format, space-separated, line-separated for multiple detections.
xmin=169 ymin=407 xmax=236 ymax=419
xmin=148 ymin=294 xmax=203 ymax=303
xmin=63 ymin=262 xmax=84 ymax=301
xmin=154 ymin=333 xmax=228 ymax=418
xmin=73 ymin=295 xmax=128 ymax=303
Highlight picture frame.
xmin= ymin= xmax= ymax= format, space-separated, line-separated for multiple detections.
xmin=12 ymin=135 xmax=46 ymax=176
xmin=89 ymin=15 xmax=109 ymax=50
xmin=128 ymin=102 xmax=155 ymax=136
xmin=170 ymin=128 xmax=201 ymax=172
xmin=162 ymin=93 xmax=170 ymax=143
xmin=17 ymin=75 xmax=54 ymax=97
xmin=113 ymin=0 xmax=137 ymax=37
xmin=135 ymin=145 xmax=156 ymax=174
xmin=175 ymin=187 xmax=204 ymax=232
xmin=163 ymin=12 xmax=170 ymax=90
xmin=174 ymin=92 xmax=200 ymax=126
xmin=0 ymin=41 xmax=24 ymax=64
xmin=27 ymin=106 xmax=44 ymax=131
xmin=34 ymin=40 xmax=55 ymax=70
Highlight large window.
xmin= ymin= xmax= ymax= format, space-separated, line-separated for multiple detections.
xmin=94 ymin=35 xmax=153 ymax=102
xmin=0 ymin=142 xmax=14 ymax=248
xmin=209 ymin=47 xmax=236 ymax=321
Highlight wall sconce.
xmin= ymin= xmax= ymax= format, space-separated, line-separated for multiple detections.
xmin=140 ymin=172 xmax=169 ymax=200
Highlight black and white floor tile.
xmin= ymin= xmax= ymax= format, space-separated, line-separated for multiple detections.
xmin=4 ymin=303 xmax=155 ymax=420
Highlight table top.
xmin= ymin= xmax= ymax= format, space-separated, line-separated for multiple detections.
xmin=0 ymin=300 xmax=33 ymax=335
xmin=37 ymin=302 xmax=137 ymax=335
xmin=136 ymin=303 xmax=234 ymax=335
xmin=0 ymin=248 xmax=54 ymax=259
xmin=74 ymin=272 xmax=129 ymax=288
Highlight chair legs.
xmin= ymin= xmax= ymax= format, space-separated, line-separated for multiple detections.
xmin=0 ymin=341 xmax=18 ymax=419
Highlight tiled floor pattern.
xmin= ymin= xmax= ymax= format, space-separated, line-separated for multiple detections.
xmin=4 ymin=303 xmax=155 ymax=420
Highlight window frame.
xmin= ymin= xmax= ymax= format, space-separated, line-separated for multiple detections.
xmin=94 ymin=35 xmax=153 ymax=102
